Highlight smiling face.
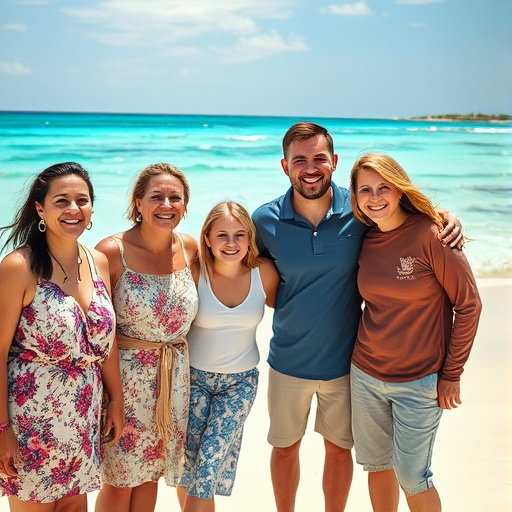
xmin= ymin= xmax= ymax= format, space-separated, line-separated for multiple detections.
xmin=281 ymin=135 xmax=337 ymax=201
xmin=35 ymin=174 xmax=92 ymax=240
xmin=354 ymin=167 xmax=407 ymax=231
xmin=135 ymin=174 xmax=186 ymax=231
xmin=205 ymin=215 xmax=250 ymax=267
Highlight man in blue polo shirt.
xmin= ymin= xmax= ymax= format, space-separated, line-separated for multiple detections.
xmin=253 ymin=122 xmax=365 ymax=512
xmin=252 ymin=122 xmax=460 ymax=512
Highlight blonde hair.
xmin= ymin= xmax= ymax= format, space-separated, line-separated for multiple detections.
xmin=350 ymin=153 xmax=443 ymax=229
xmin=127 ymin=163 xmax=190 ymax=223
xmin=199 ymin=201 xmax=259 ymax=278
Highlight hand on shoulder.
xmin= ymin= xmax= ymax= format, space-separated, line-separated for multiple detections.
xmin=436 ymin=209 xmax=463 ymax=249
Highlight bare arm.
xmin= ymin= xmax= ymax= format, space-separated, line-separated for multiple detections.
xmin=90 ymin=247 xmax=125 ymax=444
xmin=100 ymin=341 xmax=124 ymax=444
xmin=257 ymin=257 xmax=280 ymax=308
xmin=0 ymin=250 xmax=34 ymax=475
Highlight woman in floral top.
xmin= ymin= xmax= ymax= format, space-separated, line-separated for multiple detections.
xmin=0 ymin=162 xmax=124 ymax=510
xmin=95 ymin=163 xmax=199 ymax=512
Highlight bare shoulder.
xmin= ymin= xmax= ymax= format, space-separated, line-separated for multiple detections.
xmin=95 ymin=232 xmax=124 ymax=256
xmin=179 ymin=232 xmax=198 ymax=260
xmin=94 ymin=232 xmax=126 ymax=286
xmin=85 ymin=246 xmax=109 ymax=271
xmin=180 ymin=232 xmax=198 ymax=250
xmin=0 ymin=247 xmax=32 ymax=277
xmin=0 ymin=247 xmax=36 ymax=308
xmin=257 ymin=256 xmax=279 ymax=276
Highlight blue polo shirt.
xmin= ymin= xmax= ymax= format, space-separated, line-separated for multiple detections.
xmin=252 ymin=184 xmax=368 ymax=380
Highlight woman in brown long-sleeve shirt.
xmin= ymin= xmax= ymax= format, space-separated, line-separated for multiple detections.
xmin=349 ymin=153 xmax=482 ymax=512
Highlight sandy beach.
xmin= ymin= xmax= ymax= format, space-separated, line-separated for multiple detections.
xmin=1 ymin=277 xmax=510 ymax=511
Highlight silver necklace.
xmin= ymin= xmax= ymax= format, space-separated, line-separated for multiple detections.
xmin=48 ymin=244 xmax=83 ymax=284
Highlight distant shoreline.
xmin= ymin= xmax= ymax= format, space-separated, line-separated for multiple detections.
xmin=409 ymin=113 xmax=512 ymax=123
xmin=1 ymin=110 xmax=511 ymax=123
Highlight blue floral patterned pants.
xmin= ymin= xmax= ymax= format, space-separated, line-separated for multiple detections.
xmin=179 ymin=367 xmax=258 ymax=498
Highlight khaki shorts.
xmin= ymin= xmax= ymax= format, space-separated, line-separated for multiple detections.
xmin=267 ymin=367 xmax=353 ymax=449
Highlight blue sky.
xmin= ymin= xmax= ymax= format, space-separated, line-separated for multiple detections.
xmin=0 ymin=0 xmax=510 ymax=118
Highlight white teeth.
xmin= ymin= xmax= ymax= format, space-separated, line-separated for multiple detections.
xmin=303 ymin=177 xmax=320 ymax=183
xmin=368 ymin=205 xmax=386 ymax=211
xmin=62 ymin=219 xmax=80 ymax=224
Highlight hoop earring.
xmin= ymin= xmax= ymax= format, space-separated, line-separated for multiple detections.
xmin=86 ymin=221 xmax=93 ymax=230
xmin=38 ymin=219 xmax=46 ymax=232
xmin=182 ymin=212 xmax=187 ymax=220
xmin=136 ymin=212 xmax=142 ymax=223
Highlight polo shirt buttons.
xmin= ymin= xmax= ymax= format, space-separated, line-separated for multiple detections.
xmin=313 ymin=231 xmax=318 ymax=237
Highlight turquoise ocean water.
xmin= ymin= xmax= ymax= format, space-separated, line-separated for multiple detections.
xmin=1 ymin=111 xmax=511 ymax=277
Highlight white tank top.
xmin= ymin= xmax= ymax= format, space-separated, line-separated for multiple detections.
xmin=187 ymin=267 xmax=266 ymax=373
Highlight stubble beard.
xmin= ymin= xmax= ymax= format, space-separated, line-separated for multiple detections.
xmin=294 ymin=176 xmax=332 ymax=200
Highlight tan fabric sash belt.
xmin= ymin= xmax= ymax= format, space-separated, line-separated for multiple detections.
xmin=116 ymin=333 xmax=186 ymax=443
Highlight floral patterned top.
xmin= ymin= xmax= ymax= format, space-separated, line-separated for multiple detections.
xmin=101 ymin=234 xmax=198 ymax=488
xmin=0 ymin=248 xmax=115 ymax=503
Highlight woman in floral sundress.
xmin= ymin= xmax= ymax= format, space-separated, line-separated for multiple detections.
xmin=95 ymin=163 xmax=199 ymax=512
xmin=0 ymin=162 xmax=124 ymax=511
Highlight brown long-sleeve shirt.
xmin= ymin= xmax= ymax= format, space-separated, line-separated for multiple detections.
xmin=352 ymin=215 xmax=482 ymax=382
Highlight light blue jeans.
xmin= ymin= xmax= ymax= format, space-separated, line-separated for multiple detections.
xmin=351 ymin=364 xmax=443 ymax=495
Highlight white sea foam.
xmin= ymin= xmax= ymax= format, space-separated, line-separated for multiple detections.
xmin=225 ymin=135 xmax=267 ymax=141
xmin=1 ymin=112 xmax=510 ymax=276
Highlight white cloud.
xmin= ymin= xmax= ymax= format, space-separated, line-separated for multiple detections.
xmin=324 ymin=2 xmax=373 ymax=16
xmin=218 ymin=30 xmax=307 ymax=63
xmin=62 ymin=0 xmax=297 ymax=45
xmin=396 ymin=0 xmax=443 ymax=4
xmin=3 ymin=23 xmax=27 ymax=32
xmin=0 ymin=62 xmax=31 ymax=74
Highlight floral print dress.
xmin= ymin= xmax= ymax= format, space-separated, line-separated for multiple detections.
xmin=0 ymin=248 xmax=115 ymax=503
xmin=101 ymin=234 xmax=198 ymax=487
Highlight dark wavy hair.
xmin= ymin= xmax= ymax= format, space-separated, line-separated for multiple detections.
xmin=0 ymin=162 xmax=94 ymax=280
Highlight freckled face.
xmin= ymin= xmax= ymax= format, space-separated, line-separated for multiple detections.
xmin=135 ymin=174 xmax=186 ymax=231
xmin=355 ymin=167 xmax=405 ymax=231
xmin=281 ymin=135 xmax=337 ymax=200
xmin=36 ymin=175 xmax=92 ymax=240
xmin=205 ymin=216 xmax=249 ymax=266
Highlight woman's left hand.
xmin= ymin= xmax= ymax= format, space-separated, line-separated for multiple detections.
xmin=0 ymin=428 xmax=21 ymax=476
xmin=437 ymin=210 xmax=464 ymax=249
xmin=437 ymin=378 xmax=461 ymax=409
xmin=103 ymin=399 xmax=125 ymax=445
